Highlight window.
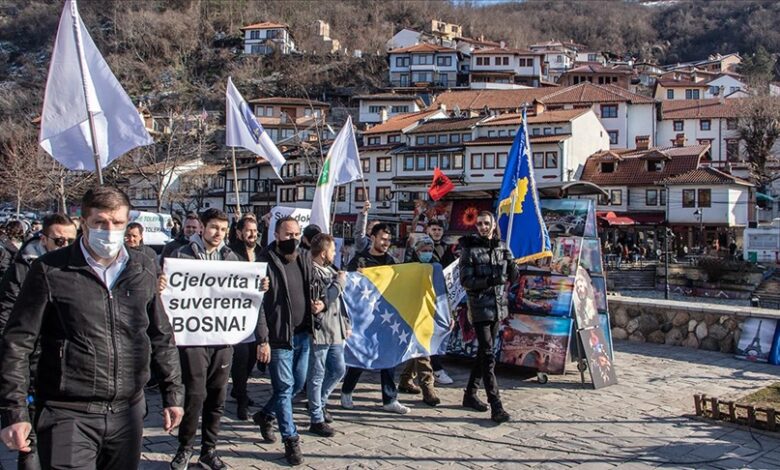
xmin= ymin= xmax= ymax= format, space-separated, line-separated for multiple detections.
xmin=726 ymin=118 xmax=738 ymax=130
xmin=533 ymin=152 xmax=544 ymax=169
xmin=404 ymin=155 xmax=414 ymax=170
xmin=361 ymin=159 xmax=370 ymax=173
xmin=296 ymin=186 xmax=315 ymax=201
xmin=488 ymin=130 xmax=496 ymax=138
xmin=497 ymin=152 xmax=508 ymax=168
xmin=355 ymin=187 xmax=367 ymax=202
xmin=673 ymin=121 xmax=684 ymax=132
xmin=588 ymin=53 xmax=598 ymax=61
xmin=647 ymin=160 xmax=664 ymax=172
xmin=601 ymin=104 xmax=618 ymax=119
xmin=426 ymin=135 xmax=436 ymax=145
xmin=462 ymin=133 xmax=472 ymax=142
xmin=518 ymin=58 xmax=527 ymax=67
xmin=395 ymin=56 xmax=410 ymax=67
xmin=700 ymin=119 xmax=711 ymax=131
xmin=698 ymin=138 xmax=713 ymax=146
xmin=502 ymin=56 xmax=509 ymax=66
xmin=453 ymin=154 xmax=464 ymax=169
xmin=498 ymin=130 xmax=507 ymax=137
xmin=532 ymin=127 xmax=541 ymax=136
xmin=440 ymin=154 xmax=451 ymax=170
xmin=554 ymin=127 xmax=563 ymax=134
xmin=428 ymin=154 xmax=439 ymax=170
xmin=610 ymin=190 xmax=622 ymax=205
xmin=476 ymin=57 xmax=486 ymax=66
xmin=249 ymin=30 xmax=261 ymax=40
xmin=336 ymin=186 xmax=346 ymax=202
xmin=667 ymin=89 xmax=674 ymax=99
xmin=436 ymin=56 xmax=452 ymax=66
xmin=415 ymin=136 xmax=425 ymax=145
xmin=376 ymin=187 xmax=392 ymax=202
xmin=412 ymin=72 xmax=433 ymax=82
xmin=484 ymin=153 xmax=496 ymax=169
xmin=726 ymin=140 xmax=740 ymax=161
xmin=698 ymin=189 xmax=711 ymax=208
xmin=450 ymin=133 xmax=460 ymax=143
xmin=682 ymin=189 xmax=696 ymax=208
xmin=412 ymin=54 xmax=434 ymax=65
xmin=367 ymin=136 xmax=380 ymax=145
xmin=601 ymin=162 xmax=615 ymax=173
xmin=416 ymin=155 xmax=426 ymax=170
xmin=280 ymin=188 xmax=296 ymax=203
xmin=608 ymin=130 xmax=619 ymax=145
xmin=377 ymin=157 xmax=391 ymax=172
xmin=388 ymin=134 xmax=401 ymax=143
xmin=556 ymin=55 xmax=563 ymax=63
xmin=438 ymin=134 xmax=448 ymax=144
xmin=368 ymin=105 xmax=384 ymax=114
xmin=598 ymin=193 xmax=609 ymax=206
xmin=545 ymin=152 xmax=558 ymax=168
xmin=730 ymin=86 xmax=740 ymax=94
xmin=471 ymin=153 xmax=483 ymax=169
xmin=685 ymin=89 xmax=700 ymax=99
xmin=646 ymin=189 xmax=658 ymax=206
xmin=710 ymin=86 xmax=720 ymax=96
xmin=543 ymin=127 xmax=552 ymax=135
xmin=392 ymin=105 xmax=410 ymax=113
xmin=660 ymin=189 xmax=667 ymax=206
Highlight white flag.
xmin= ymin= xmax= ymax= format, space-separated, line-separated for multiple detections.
xmin=225 ymin=77 xmax=286 ymax=180
xmin=39 ymin=0 xmax=153 ymax=171
xmin=310 ymin=116 xmax=363 ymax=233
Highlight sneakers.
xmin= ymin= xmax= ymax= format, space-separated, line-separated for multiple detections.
xmin=382 ymin=400 xmax=410 ymax=414
xmin=491 ymin=404 xmax=511 ymax=424
xmin=284 ymin=435 xmax=304 ymax=466
xmin=323 ymin=408 xmax=334 ymax=423
xmin=422 ymin=390 xmax=441 ymax=407
xmin=398 ymin=382 xmax=422 ymax=394
xmin=434 ymin=369 xmax=454 ymax=385
xmin=252 ymin=411 xmax=277 ymax=443
xmin=462 ymin=393 xmax=489 ymax=412
xmin=198 ymin=449 xmax=227 ymax=470
xmin=309 ymin=421 xmax=335 ymax=437
xmin=340 ymin=393 xmax=353 ymax=409
xmin=170 ymin=448 xmax=193 ymax=470
xmin=237 ymin=397 xmax=249 ymax=421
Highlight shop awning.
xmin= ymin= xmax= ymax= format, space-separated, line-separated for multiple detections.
xmin=596 ymin=211 xmax=666 ymax=226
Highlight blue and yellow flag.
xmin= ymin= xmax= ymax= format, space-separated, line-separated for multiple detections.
xmin=344 ymin=263 xmax=452 ymax=370
xmin=496 ymin=109 xmax=552 ymax=263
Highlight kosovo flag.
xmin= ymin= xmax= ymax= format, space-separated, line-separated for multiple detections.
xmin=344 ymin=263 xmax=452 ymax=370
xmin=496 ymin=108 xmax=552 ymax=263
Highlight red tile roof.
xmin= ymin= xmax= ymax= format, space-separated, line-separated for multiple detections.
xmin=465 ymin=134 xmax=571 ymax=146
xmin=659 ymin=99 xmax=743 ymax=120
xmin=564 ymin=63 xmax=632 ymax=75
xmin=479 ymin=109 xmax=590 ymax=126
xmin=407 ymin=117 xmax=483 ymax=134
xmin=580 ymin=145 xmax=708 ymax=186
xmin=241 ymin=22 xmax=289 ymax=31
xmin=471 ymin=48 xmax=543 ymax=56
xmin=431 ymin=88 xmax=559 ymax=112
xmin=541 ymin=82 xmax=654 ymax=105
xmin=363 ymin=110 xmax=440 ymax=135
xmin=656 ymin=78 xmax=709 ymax=88
xmin=389 ymin=44 xmax=457 ymax=54
xmin=659 ymin=166 xmax=753 ymax=186
xmin=249 ymin=97 xmax=329 ymax=107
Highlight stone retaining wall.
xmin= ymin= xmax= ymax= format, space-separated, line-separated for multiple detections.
xmin=608 ymin=296 xmax=780 ymax=353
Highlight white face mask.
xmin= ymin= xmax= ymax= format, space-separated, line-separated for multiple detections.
xmin=86 ymin=226 xmax=125 ymax=259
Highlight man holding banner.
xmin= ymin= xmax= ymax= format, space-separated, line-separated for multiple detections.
xmin=168 ymin=209 xmax=244 ymax=470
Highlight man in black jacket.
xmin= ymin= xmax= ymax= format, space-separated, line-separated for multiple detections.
xmin=253 ymin=216 xmax=323 ymax=466
xmin=458 ymin=211 xmax=518 ymax=424
xmin=168 ymin=208 xmax=249 ymax=470
xmin=227 ymin=214 xmax=263 ymax=420
xmin=160 ymin=213 xmax=201 ymax=262
xmin=0 ymin=213 xmax=76 ymax=470
xmin=124 ymin=221 xmax=159 ymax=263
xmin=0 ymin=187 xmax=184 ymax=470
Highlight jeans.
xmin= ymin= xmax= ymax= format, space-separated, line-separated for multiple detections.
xmin=263 ymin=347 xmax=298 ymax=440
xmin=466 ymin=320 xmax=501 ymax=405
xmin=307 ymin=344 xmax=346 ymax=423
xmin=262 ymin=332 xmax=311 ymax=418
xmin=341 ymin=367 xmax=397 ymax=405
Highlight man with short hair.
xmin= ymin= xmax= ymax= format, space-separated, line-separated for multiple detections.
xmin=253 ymin=216 xmax=323 ymax=466
xmin=341 ymin=223 xmax=410 ymax=415
xmin=0 ymin=188 xmax=184 ymax=470
xmin=124 ymin=221 xmax=158 ymax=262
xmin=161 ymin=213 xmax=201 ymax=261
xmin=169 ymin=208 xmax=250 ymax=470
xmin=227 ymin=215 xmax=263 ymax=420
xmin=301 ymin=224 xmax=322 ymax=251
xmin=0 ymin=213 xmax=77 ymax=470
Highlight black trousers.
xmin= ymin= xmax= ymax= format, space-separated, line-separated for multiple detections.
xmin=230 ymin=341 xmax=257 ymax=401
xmin=178 ymin=346 xmax=233 ymax=453
xmin=18 ymin=403 xmax=40 ymax=470
xmin=36 ymin=399 xmax=144 ymax=470
xmin=466 ymin=320 xmax=501 ymax=405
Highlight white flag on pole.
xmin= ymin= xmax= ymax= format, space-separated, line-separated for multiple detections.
xmin=39 ymin=0 xmax=153 ymax=171
xmin=225 ymin=77 xmax=286 ymax=180
xmin=310 ymin=116 xmax=363 ymax=233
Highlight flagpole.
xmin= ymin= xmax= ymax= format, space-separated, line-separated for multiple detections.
xmin=231 ymin=148 xmax=242 ymax=218
xmin=70 ymin=0 xmax=103 ymax=185
xmin=505 ymin=105 xmax=528 ymax=245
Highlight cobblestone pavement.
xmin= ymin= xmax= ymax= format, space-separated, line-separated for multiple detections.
xmin=3 ymin=341 xmax=780 ymax=469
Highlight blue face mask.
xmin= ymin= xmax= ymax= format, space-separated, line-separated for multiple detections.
xmin=418 ymin=252 xmax=434 ymax=263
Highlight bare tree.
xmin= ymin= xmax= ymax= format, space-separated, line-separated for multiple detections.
xmin=0 ymin=120 xmax=48 ymax=214
xmin=737 ymin=96 xmax=780 ymax=194
xmin=168 ymin=162 xmax=224 ymax=213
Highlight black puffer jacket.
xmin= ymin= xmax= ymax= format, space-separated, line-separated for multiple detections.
xmin=458 ymin=234 xmax=519 ymax=324
xmin=0 ymin=240 xmax=183 ymax=427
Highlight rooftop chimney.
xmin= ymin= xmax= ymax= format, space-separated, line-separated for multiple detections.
xmin=635 ymin=135 xmax=650 ymax=151
xmin=379 ymin=108 xmax=388 ymax=123
xmin=673 ymin=133 xmax=687 ymax=148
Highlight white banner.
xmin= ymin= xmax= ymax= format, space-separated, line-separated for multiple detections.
xmin=161 ymin=258 xmax=267 ymax=346
xmin=129 ymin=210 xmax=172 ymax=245
xmin=333 ymin=237 xmax=344 ymax=269
xmin=442 ymin=260 xmax=466 ymax=311
xmin=269 ymin=205 xmax=311 ymax=242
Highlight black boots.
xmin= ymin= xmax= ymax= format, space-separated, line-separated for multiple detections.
xmin=490 ymin=401 xmax=510 ymax=424
xmin=462 ymin=391 xmax=488 ymax=412
xmin=284 ymin=435 xmax=304 ymax=466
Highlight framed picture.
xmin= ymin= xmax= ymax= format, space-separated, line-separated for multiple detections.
xmin=590 ymin=275 xmax=608 ymax=313
xmin=498 ymin=314 xmax=572 ymax=374
xmin=579 ymin=238 xmax=603 ymax=275
xmin=579 ymin=327 xmax=618 ymax=389
xmin=572 ymin=267 xmax=600 ymax=330
xmin=508 ymin=275 xmax=575 ymax=317
xmin=736 ymin=318 xmax=778 ymax=363
xmin=540 ymin=199 xmax=591 ymax=238
xmin=549 ymin=237 xmax=582 ymax=276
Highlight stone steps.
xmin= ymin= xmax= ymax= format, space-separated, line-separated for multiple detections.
xmin=608 ymin=268 xmax=656 ymax=290
xmin=752 ymin=275 xmax=780 ymax=309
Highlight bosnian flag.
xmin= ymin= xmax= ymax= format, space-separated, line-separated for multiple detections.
xmin=225 ymin=77 xmax=286 ymax=180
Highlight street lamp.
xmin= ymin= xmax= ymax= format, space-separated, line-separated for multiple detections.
xmin=693 ymin=208 xmax=703 ymax=253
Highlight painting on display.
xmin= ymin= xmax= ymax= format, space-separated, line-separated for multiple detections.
xmin=412 ymin=200 xmax=453 ymax=232
xmin=736 ymin=318 xmax=778 ymax=363
xmin=579 ymin=238 xmax=604 ymax=275
xmin=447 ymin=303 xmax=479 ymax=358
xmin=583 ymin=201 xmax=597 ymax=237
xmin=599 ymin=314 xmax=614 ymax=361
xmin=578 ymin=327 xmax=618 ymax=389
xmin=508 ymin=275 xmax=574 ymax=317
xmin=499 ymin=315 xmax=572 ymax=375
xmin=539 ymin=199 xmax=591 ymax=238
xmin=590 ymin=275 xmax=608 ymax=313
xmin=449 ymin=199 xmax=494 ymax=232
xmin=571 ymin=267 xmax=600 ymax=330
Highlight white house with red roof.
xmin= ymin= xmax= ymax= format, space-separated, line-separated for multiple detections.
xmin=241 ymin=22 xmax=295 ymax=55
xmin=469 ymin=48 xmax=545 ymax=87
xmin=388 ymin=43 xmax=461 ymax=88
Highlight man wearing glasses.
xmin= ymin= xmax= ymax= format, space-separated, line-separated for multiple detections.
xmin=0 ymin=213 xmax=77 ymax=470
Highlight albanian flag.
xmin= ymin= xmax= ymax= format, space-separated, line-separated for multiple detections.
xmin=428 ymin=167 xmax=454 ymax=201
